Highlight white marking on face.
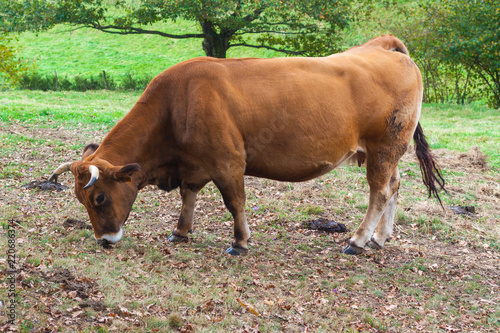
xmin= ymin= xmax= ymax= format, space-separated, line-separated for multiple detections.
xmin=99 ymin=227 xmax=123 ymax=244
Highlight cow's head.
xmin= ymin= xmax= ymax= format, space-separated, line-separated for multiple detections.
xmin=49 ymin=144 xmax=142 ymax=244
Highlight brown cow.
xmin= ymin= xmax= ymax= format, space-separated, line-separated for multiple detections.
xmin=49 ymin=35 xmax=445 ymax=255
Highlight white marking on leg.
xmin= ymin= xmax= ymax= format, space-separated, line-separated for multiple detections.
xmin=350 ymin=186 xmax=391 ymax=247
xmin=372 ymin=191 xmax=397 ymax=247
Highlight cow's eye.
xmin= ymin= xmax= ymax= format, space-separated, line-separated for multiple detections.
xmin=95 ymin=193 xmax=106 ymax=205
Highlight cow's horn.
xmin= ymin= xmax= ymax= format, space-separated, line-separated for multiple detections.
xmin=48 ymin=162 xmax=72 ymax=183
xmin=84 ymin=165 xmax=99 ymax=189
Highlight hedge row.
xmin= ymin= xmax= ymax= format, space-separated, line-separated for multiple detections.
xmin=19 ymin=71 xmax=154 ymax=91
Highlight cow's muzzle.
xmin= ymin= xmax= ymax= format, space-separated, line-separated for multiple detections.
xmin=95 ymin=227 xmax=123 ymax=244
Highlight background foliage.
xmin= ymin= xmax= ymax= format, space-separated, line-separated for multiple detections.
xmin=0 ymin=34 xmax=33 ymax=88
xmin=436 ymin=0 xmax=500 ymax=108
xmin=0 ymin=0 xmax=351 ymax=58
xmin=1 ymin=0 xmax=499 ymax=107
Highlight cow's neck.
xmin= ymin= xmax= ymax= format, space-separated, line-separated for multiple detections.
xmin=92 ymin=100 xmax=174 ymax=188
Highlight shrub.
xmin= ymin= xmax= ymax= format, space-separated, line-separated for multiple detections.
xmin=120 ymin=73 xmax=137 ymax=91
xmin=19 ymin=73 xmax=53 ymax=90
xmin=73 ymin=75 xmax=90 ymax=91
xmin=17 ymin=71 xmax=150 ymax=91
xmin=134 ymin=75 xmax=152 ymax=90
xmin=119 ymin=73 xmax=152 ymax=90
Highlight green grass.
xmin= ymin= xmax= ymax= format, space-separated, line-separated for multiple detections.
xmin=0 ymin=90 xmax=140 ymax=128
xmin=420 ymin=103 xmax=500 ymax=169
xmin=14 ymin=21 xmax=283 ymax=84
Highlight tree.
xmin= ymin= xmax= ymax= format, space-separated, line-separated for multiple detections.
xmin=0 ymin=33 xmax=33 ymax=87
xmin=436 ymin=0 xmax=500 ymax=108
xmin=0 ymin=0 xmax=351 ymax=59
xmin=386 ymin=1 xmax=480 ymax=104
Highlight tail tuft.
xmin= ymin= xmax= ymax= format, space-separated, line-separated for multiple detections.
xmin=413 ymin=123 xmax=446 ymax=207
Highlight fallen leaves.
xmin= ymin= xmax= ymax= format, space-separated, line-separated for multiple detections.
xmin=236 ymin=298 xmax=261 ymax=317
xmin=384 ymin=304 xmax=398 ymax=312
xmin=440 ymin=324 xmax=461 ymax=332
xmin=2 ymin=121 xmax=500 ymax=332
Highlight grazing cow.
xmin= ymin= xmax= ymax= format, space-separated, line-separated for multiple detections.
xmin=49 ymin=35 xmax=445 ymax=255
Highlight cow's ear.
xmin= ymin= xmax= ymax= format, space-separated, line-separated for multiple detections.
xmin=82 ymin=143 xmax=100 ymax=159
xmin=111 ymin=163 xmax=141 ymax=183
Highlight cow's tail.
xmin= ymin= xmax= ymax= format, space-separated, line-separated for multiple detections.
xmin=413 ymin=122 xmax=446 ymax=207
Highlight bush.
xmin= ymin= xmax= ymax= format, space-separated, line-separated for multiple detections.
xmin=342 ymin=1 xmax=497 ymax=106
xmin=19 ymin=72 xmax=53 ymax=91
xmin=18 ymin=71 xmax=148 ymax=91
xmin=134 ymin=75 xmax=152 ymax=90
xmin=58 ymin=76 xmax=72 ymax=90
xmin=120 ymin=73 xmax=152 ymax=91
xmin=0 ymin=34 xmax=34 ymax=88
xmin=73 ymin=75 xmax=90 ymax=91
xmin=120 ymin=73 xmax=137 ymax=91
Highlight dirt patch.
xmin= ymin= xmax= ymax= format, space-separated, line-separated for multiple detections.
xmin=404 ymin=145 xmax=490 ymax=172
xmin=306 ymin=218 xmax=347 ymax=233
xmin=403 ymin=145 xmax=500 ymax=236
xmin=79 ymin=299 xmax=107 ymax=312
xmin=450 ymin=205 xmax=476 ymax=217
xmin=459 ymin=145 xmax=489 ymax=170
xmin=11 ymin=262 xmax=107 ymax=332
xmin=40 ymin=268 xmax=95 ymax=299
xmin=63 ymin=218 xmax=92 ymax=230
xmin=22 ymin=179 xmax=69 ymax=192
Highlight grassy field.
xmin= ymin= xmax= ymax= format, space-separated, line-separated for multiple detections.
xmin=420 ymin=103 xmax=500 ymax=170
xmin=13 ymin=22 xmax=282 ymax=85
xmin=0 ymin=90 xmax=499 ymax=332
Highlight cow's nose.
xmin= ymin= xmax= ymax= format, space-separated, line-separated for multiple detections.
xmin=96 ymin=227 xmax=123 ymax=244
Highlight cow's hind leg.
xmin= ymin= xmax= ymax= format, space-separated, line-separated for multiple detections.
xmin=368 ymin=187 xmax=398 ymax=250
xmin=168 ymin=181 xmax=209 ymax=243
xmin=367 ymin=167 xmax=400 ymax=249
xmin=343 ymin=154 xmax=401 ymax=255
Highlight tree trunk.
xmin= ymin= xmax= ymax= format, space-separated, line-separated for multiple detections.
xmin=200 ymin=20 xmax=232 ymax=58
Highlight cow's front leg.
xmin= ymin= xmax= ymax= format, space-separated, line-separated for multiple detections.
xmin=213 ymin=172 xmax=250 ymax=256
xmin=168 ymin=184 xmax=203 ymax=243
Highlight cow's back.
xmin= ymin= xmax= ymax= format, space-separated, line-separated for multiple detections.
xmin=151 ymin=37 xmax=422 ymax=181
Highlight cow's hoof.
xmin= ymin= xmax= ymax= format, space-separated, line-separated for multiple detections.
xmin=167 ymin=233 xmax=188 ymax=243
xmin=367 ymin=239 xmax=383 ymax=250
xmin=342 ymin=244 xmax=364 ymax=255
xmin=225 ymin=245 xmax=248 ymax=256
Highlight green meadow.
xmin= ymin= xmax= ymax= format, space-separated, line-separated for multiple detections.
xmin=15 ymin=22 xmax=282 ymax=84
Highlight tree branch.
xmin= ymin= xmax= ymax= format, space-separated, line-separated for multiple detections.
xmin=230 ymin=43 xmax=305 ymax=55
xmin=89 ymin=23 xmax=203 ymax=39
xmin=242 ymin=21 xmax=318 ymax=27
xmin=234 ymin=30 xmax=315 ymax=36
